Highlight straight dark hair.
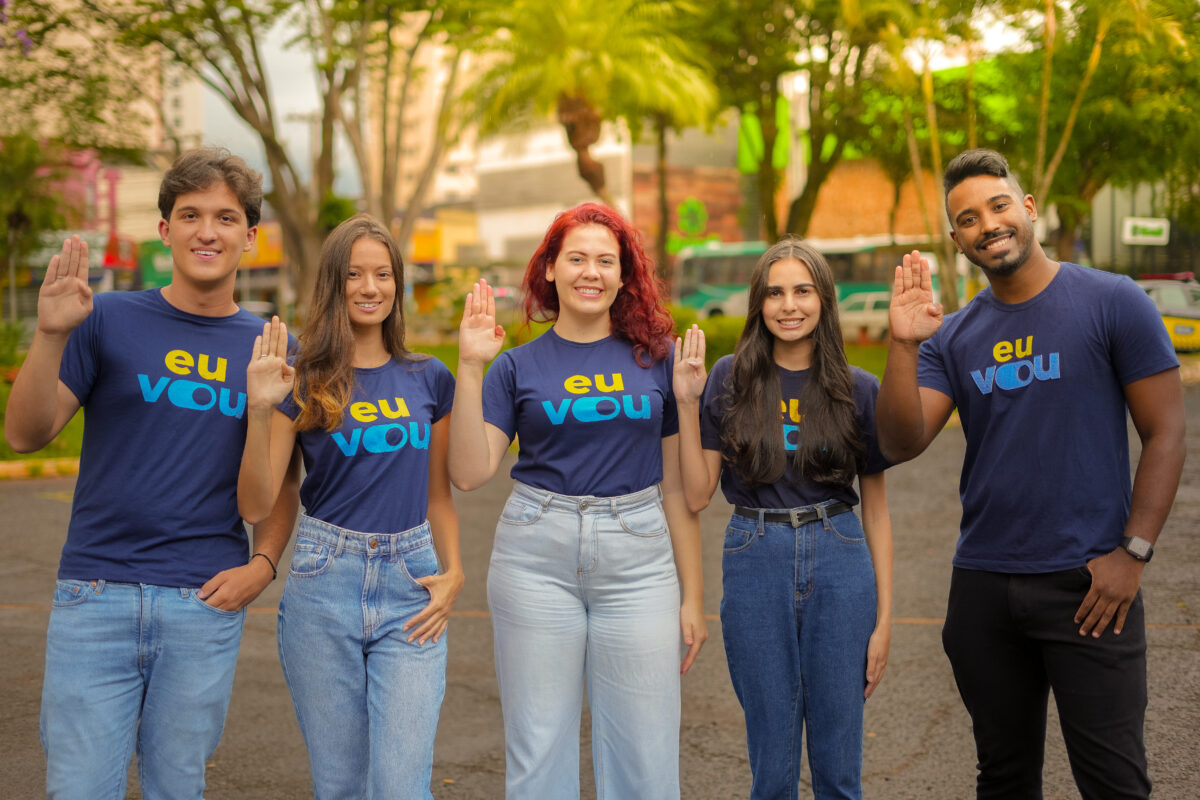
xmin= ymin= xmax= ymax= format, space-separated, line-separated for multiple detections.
xmin=158 ymin=147 xmax=263 ymax=228
xmin=293 ymin=214 xmax=423 ymax=432
xmin=942 ymin=148 xmax=1025 ymax=221
xmin=720 ymin=238 xmax=864 ymax=488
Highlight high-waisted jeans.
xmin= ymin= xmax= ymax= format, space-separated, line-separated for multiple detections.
xmin=487 ymin=481 xmax=682 ymax=799
xmin=278 ymin=514 xmax=447 ymax=800
xmin=720 ymin=502 xmax=878 ymax=800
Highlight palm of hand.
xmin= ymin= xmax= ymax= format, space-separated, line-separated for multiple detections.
xmin=247 ymin=357 xmax=294 ymax=407
xmin=890 ymin=287 xmax=942 ymax=342
xmin=460 ymin=312 xmax=503 ymax=362
xmin=38 ymin=277 xmax=93 ymax=334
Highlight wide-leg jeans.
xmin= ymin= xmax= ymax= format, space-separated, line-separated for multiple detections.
xmin=487 ymin=481 xmax=682 ymax=800
xmin=720 ymin=504 xmax=878 ymax=800
xmin=41 ymin=580 xmax=245 ymax=800
xmin=278 ymin=515 xmax=447 ymax=800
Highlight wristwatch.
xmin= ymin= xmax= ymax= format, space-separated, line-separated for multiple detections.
xmin=1120 ymin=536 xmax=1154 ymax=563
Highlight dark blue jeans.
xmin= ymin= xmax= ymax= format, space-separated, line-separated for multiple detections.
xmin=942 ymin=567 xmax=1149 ymax=800
xmin=720 ymin=504 xmax=877 ymax=800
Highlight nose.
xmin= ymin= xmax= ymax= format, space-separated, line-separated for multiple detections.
xmin=361 ymin=274 xmax=379 ymax=295
xmin=197 ymin=217 xmax=217 ymax=241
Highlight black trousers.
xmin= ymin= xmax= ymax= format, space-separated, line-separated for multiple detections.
xmin=942 ymin=567 xmax=1149 ymax=800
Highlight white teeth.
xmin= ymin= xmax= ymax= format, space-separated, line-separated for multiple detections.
xmin=577 ymin=287 xmax=602 ymax=296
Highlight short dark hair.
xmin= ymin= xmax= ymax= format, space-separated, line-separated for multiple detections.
xmin=158 ymin=147 xmax=263 ymax=228
xmin=943 ymin=149 xmax=1026 ymax=224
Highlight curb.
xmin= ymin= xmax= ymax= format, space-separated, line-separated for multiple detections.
xmin=0 ymin=458 xmax=79 ymax=481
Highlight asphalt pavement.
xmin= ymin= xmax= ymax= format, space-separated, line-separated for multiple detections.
xmin=2 ymin=386 xmax=1199 ymax=798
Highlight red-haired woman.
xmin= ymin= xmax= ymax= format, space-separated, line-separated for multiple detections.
xmin=448 ymin=203 xmax=707 ymax=799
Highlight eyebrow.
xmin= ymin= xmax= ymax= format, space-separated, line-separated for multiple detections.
xmin=955 ymin=193 xmax=1014 ymax=224
xmin=766 ymin=282 xmax=816 ymax=290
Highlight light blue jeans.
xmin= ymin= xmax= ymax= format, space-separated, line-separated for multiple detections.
xmin=721 ymin=503 xmax=878 ymax=800
xmin=487 ymin=481 xmax=682 ymax=800
xmin=277 ymin=514 xmax=446 ymax=800
xmin=40 ymin=580 xmax=245 ymax=799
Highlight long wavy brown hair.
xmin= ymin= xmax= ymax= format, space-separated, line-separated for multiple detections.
xmin=720 ymin=238 xmax=864 ymax=487
xmin=292 ymin=214 xmax=424 ymax=432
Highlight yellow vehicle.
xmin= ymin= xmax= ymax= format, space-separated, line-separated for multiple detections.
xmin=1136 ymin=277 xmax=1200 ymax=352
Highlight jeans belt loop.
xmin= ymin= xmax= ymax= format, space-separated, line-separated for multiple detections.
xmin=818 ymin=503 xmax=832 ymax=530
xmin=757 ymin=508 xmax=766 ymax=536
xmin=333 ymin=531 xmax=346 ymax=559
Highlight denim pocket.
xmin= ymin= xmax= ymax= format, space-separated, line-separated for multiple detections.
xmin=189 ymin=592 xmax=244 ymax=617
xmin=50 ymin=579 xmax=94 ymax=608
xmin=499 ymin=496 xmax=545 ymax=526
xmin=398 ymin=540 xmax=440 ymax=587
xmin=827 ymin=512 xmax=867 ymax=543
xmin=617 ymin=503 xmax=667 ymax=537
xmin=723 ymin=523 xmax=756 ymax=554
xmin=288 ymin=538 xmax=334 ymax=578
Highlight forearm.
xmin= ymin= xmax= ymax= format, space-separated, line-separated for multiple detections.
xmin=663 ymin=488 xmax=704 ymax=608
xmin=447 ymin=362 xmax=500 ymax=490
xmin=1125 ymin=430 xmax=1186 ymax=546
xmin=237 ymin=408 xmax=282 ymax=523
xmin=427 ymin=493 xmax=464 ymax=579
xmin=250 ymin=447 xmax=301 ymax=565
xmin=5 ymin=331 xmax=73 ymax=451
xmin=878 ymin=339 xmax=934 ymax=461
xmin=675 ymin=399 xmax=716 ymax=512
xmin=860 ymin=476 xmax=894 ymax=626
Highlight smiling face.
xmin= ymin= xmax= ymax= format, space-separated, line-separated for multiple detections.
xmin=158 ymin=181 xmax=256 ymax=293
xmin=762 ymin=257 xmax=822 ymax=350
xmin=544 ymin=223 xmax=624 ymax=325
xmin=345 ymin=237 xmax=396 ymax=332
xmin=947 ymin=174 xmax=1038 ymax=277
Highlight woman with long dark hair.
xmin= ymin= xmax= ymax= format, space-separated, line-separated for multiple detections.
xmin=674 ymin=238 xmax=892 ymax=800
xmin=238 ymin=214 xmax=462 ymax=798
xmin=448 ymin=202 xmax=706 ymax=799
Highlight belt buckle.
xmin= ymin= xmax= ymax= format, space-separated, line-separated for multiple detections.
xmin=789 ymin=508 xmax=805 ymax=527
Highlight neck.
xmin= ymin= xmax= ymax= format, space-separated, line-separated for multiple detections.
xmin=552 ymin=311 xmax=612 ymax=343
xmin=160 ymin=279 xmax=239 ymax=317
xmin=987 ymin=248 xmax=1061 ymax=304
xmin=773 ymin=338 xmax=813 ymax=371
xmin=352 ymin=325 xmax=390 ymax=368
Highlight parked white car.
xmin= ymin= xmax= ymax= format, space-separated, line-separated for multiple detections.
xmin=837 ymin=291 xmax=891 ymax=342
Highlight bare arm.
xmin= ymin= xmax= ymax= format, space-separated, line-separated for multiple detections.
xmin=448 ymin=280 xmax=510 ymax=490
xmin=1074 ymin=367 xmax=1186 ymax=637
xmin=661 ymin=433 xmax=708 ymax=674
xmin=404 ymin=415 xmax=465 ymax=645
xmin=672 ymin=326 xmax=722 ymax=511
xmin=237 ymin=318 xmax=298 ymax=523
xmin=200 ymin=444 xmax=301 ymax=611
xmin=5 ymin=237 xmax=92 ymax=452
xmin=859 ymin=471 xmax=893 ymax=699
xmin=876 ymin=252 xmax=954 ymax=462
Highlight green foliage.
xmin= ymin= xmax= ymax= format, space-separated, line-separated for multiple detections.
xmin=0 ymin=377 xmax=85 ymax=461
xmin=317 ymin=191 xmax=359 ymax=235
xmin=0 ymin=322 xmax=23 ymax=364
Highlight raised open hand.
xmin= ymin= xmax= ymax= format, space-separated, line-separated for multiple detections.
xmin=673 ymin=324 xmax=708 ymax=404
xmin=459 ymin=279 xmax=506 ymax=366
xmin=37 ymin=236 xmax=93 ymax=336
xmin=246 ymin=317 xmax=295 ymax=410
xmin=889 ymin=251 xmax=944 ymax=344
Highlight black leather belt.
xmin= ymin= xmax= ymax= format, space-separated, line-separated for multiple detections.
xmin=733 ymin=501 xmax=854 ymax=527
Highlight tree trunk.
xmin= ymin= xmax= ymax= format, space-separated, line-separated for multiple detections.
xmin=557 ymin=94 xmax=614 ymax=207
xmin=654 ymin=113 xmax=670 ymax=288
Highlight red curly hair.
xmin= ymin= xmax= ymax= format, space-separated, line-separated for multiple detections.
xmin=521 ymin=203 xmax=674 ymax=366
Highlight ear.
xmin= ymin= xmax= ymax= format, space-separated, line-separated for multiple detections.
xmin=1024 ymin=194 xmax=1038 ymax=221
xmin=949 ymin=230 xmax=962 ymax=253
xmin=158 ymin=218 xmax=170 ymax=247
xmin=244 ymin=225 xmax=258 ymax=253
xmin=544 ymin=259 xmax=555 ymax=283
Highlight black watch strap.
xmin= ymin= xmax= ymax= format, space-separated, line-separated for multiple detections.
xmin=1120 ymin=536 xmax=1154 ymax=563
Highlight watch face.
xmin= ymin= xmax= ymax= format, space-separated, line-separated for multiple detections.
xmin=1124 ymin=537 xmax=1153 ymax=560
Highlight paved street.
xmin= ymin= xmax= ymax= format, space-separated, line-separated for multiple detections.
xmin=2 ymin=385 xmax=1199 ymax=798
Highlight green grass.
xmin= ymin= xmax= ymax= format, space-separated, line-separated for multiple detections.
xmin=0 ymin=379 xmax=86 ymax=461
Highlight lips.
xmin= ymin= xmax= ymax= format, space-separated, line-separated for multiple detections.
xmin=980 ymin=233 xmax=1013 ymax=252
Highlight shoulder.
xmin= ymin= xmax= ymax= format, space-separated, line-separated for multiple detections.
xmin=848 ymin=365 xmax=881 ymax=390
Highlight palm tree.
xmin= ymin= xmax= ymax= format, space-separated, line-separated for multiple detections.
xmin=472 ymin=0 xmax=716 ymax=208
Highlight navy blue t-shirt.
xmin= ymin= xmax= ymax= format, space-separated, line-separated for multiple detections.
xmin=281 ymin=356 xmax=454 ymax=533
xmin=700 ymin=355 xmax=888 ymax=509
xmin=918 ymin=263 xmax=1179 ymax=573
xmin=482 ymin=328 xmax=678 ymax=497
xmin=57 ymin=289 xmax=271 ymax=586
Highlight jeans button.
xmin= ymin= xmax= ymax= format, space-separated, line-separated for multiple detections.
xmin=369 ymin=539 xmax=378 ymax=549
xmin=580 ymin=501 xmax=589 ymax=510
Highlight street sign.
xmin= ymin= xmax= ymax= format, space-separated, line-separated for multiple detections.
xmin=1122 ymin=217 xmax=1170 ymax=246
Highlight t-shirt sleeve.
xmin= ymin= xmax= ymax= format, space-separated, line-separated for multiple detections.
xmin=659 ymin=350 xmax=679 ymax=438
xmin=481 ymin=351 xmax=518 ymax=440
xmin=430 ymin=357 xmax=455 ymax=423
xmin=58 ymin=304 xmax=103 ymax=406
xmin=1107 ymin=277 xmax=1179 ymax=385
xmin=917 ymin=329 xmax=953 ymax=398
xmin=699 ymin=356 xmax=731 ymax=451
xmin=854 ymin=369 xmax=891 ymax=475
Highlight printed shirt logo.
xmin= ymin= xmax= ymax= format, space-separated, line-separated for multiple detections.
xmin=969 ymin=336 xmax=1061 ymax=395
xmin=782 ymin=398 xmax=803 ymax=451
xmin=541 ymin=372 xmax=651 ymax=425
xmin=138 ymin=348 xmax=245 ymax=418
xmin=332 ymin=396 xmax=429 ymax=456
